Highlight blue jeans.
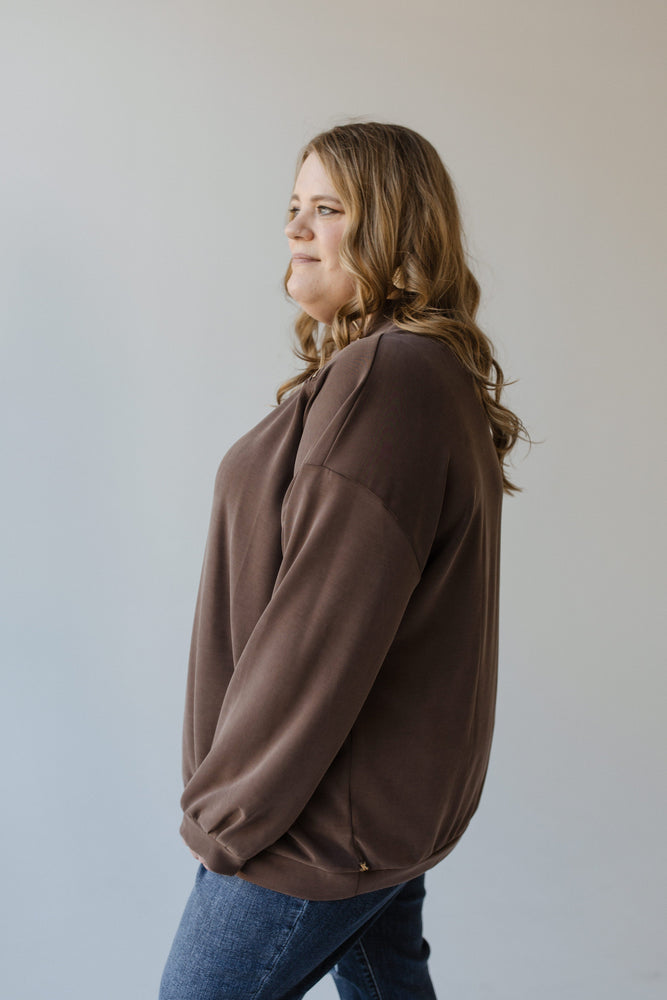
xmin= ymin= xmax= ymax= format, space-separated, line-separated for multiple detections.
xmin=159 ymin=864 xmax=437 ymax=999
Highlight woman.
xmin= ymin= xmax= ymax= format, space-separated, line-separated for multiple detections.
xmin=159 ymin=121 xmax=527 ymax=999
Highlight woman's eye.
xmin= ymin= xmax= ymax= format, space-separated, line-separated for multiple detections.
xmin=286 ymin=204 xmax=340 ymax=219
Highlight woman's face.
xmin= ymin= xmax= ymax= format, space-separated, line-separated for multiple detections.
xmin=285 ymin=153 xmax=356 ymax=325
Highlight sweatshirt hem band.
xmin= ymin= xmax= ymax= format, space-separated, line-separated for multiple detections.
xmin=233 ymin=838 xmax=462 ymax=900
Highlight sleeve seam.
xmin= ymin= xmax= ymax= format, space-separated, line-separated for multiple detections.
xmin=187 ymin=813 xmax=246 ymax=865
xmin=298 ymin=462 xmax=423 ymax=576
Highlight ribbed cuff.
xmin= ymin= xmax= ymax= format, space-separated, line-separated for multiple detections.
xmin=179 ymin=813 xmax=245 ymax=875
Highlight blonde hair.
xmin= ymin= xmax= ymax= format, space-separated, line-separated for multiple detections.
xmin=277 ymin=121 xmax=529 ymax=495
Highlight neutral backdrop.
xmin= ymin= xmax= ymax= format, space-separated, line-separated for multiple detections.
xmin=1 ymin=1 xmax=665 ymax=997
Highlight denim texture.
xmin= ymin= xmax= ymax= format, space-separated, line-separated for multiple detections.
xmin=159 ymin=864 xmax=437 ymax=999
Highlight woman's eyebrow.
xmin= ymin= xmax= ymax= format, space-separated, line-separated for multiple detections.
xmin=289 ymin=193 xmax=343 ymax=204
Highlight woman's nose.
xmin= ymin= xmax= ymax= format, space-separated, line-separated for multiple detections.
xmin=284 ymin=213 xmax=313 ymax=239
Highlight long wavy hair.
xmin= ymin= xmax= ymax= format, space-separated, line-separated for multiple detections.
xmin=276 ymin=121 xmax=529 ymax=495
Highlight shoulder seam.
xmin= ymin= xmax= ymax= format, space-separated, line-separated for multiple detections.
xmin=298 ymin=462 xmax=423 ymax=575
xmin=317 ymin=332 xmax=384 ymax=469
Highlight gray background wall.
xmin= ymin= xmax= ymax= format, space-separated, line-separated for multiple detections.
xmin=1 ymin=1 xmax=665 ymax=997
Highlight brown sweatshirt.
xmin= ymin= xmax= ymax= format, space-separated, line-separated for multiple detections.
xmin=179 ymin=319 xmax=503 ymax=900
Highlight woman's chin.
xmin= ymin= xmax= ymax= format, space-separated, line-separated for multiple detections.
xmin=289 ymin=296 xmax=329 ymax=326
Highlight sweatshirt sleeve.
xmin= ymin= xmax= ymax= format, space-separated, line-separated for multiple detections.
xmin=179 ymin=336 xmax=451 ymax=875
xmin=179 ymin=464 xmax=423 ymax=874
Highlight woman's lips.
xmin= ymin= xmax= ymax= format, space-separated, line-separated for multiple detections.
xmin=292 ymin=255 xmax=319 ymax=263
